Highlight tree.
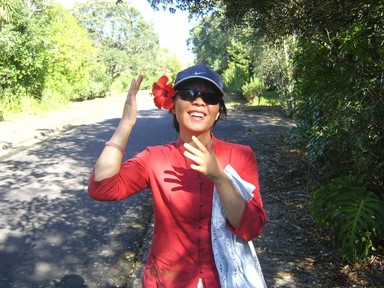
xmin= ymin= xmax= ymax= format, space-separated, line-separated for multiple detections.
xmin=0 ymin=0 xmax=48 ymax=108
xmin=189 ymin=10 xmax=256 ymax=93
xmin=38 ymin=4 xmax=101 ymax=100
xmin=0 ymin=0 xmax=22 ymax=26
xmin=72 ymin=0 xmax=161 ymax=87
xmin=0 ymin=0 xmax=104 ymax=115
xmin=251 ymin=36 xmax=297 ymax=113
xmin=189 ymin=11 xmax=230 ymax=73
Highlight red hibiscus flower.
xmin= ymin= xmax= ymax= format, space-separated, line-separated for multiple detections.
xmin=152 ymin=75 xmax=176 ymax=110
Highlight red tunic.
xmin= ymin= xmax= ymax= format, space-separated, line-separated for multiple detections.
xmin=88 ymin=136 xmax=266 ymax=287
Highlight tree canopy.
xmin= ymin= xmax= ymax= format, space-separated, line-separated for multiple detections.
xmin=72 ymin=0 xmax=161 ymax=86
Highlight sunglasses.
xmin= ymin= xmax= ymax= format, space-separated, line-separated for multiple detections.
xmin=176 ymin=89 xmax=221 ymax=105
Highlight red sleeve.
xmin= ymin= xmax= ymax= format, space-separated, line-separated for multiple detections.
xmin=226 ymin=145 xmax=267 ymax=240
xmin=227 ymin=198 xmax=266 ymax=240
xmin=88 ymin=150 xmax=150 ymax=201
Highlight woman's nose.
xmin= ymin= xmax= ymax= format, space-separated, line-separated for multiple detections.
xmin=192 ymin=96 xmax=206 ymax=106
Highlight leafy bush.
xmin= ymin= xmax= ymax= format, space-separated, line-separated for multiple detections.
xmin=110 ymin=69 xmax=134 ymax=94
xmin=241 ymin=76 xmax=265 ymax=104
xmin=75 ymin=67 xmax=111 ymax=100
xmin=291 ymin=8 xmax=384 ymax=195
xmin=311 ymin=176 xmax=384 ymax=262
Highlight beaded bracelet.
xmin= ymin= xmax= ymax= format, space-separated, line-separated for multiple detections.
xmin=105 ymin=141 xmax=125 ymax=155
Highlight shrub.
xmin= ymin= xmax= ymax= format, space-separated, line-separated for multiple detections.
xmin=75 ymin=68 xmax=111 ymax=100
xmin=110 ymin=70 xmax=134 ymax=94
xmin=241 ymin=76 xmax=265 ymax=104
xmin=0 ymin=88 xmax=23 ymax=116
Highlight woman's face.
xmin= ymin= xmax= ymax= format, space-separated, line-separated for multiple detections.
xmin=172 ymin=81 xmax=221 ymax=138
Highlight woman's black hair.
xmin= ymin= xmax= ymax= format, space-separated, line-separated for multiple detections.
xmin=171 ymin=79 xmax=227 ymax=133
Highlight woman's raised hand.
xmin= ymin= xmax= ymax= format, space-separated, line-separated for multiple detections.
xmin=121 ymin=75 xmax=143 ymax=127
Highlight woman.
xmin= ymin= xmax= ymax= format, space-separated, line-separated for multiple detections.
xmin=88 ymin=64 xmax=267 ymax=287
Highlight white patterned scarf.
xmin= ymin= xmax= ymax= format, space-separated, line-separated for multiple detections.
xmin=211 ymin=164 xmax=267 ymax=288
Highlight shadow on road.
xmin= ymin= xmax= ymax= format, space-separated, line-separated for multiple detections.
xmin=0 ymin=109 xmax=176 ymax=287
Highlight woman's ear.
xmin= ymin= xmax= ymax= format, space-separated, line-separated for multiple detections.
xmin=215 ymin=112 xmax=220 ymax=121
xmin=171 ymin=106 xmax=176 ymax=115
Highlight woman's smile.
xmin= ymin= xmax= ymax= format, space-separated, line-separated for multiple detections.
xmin=188 ymin=110 xmax=207 ymax=120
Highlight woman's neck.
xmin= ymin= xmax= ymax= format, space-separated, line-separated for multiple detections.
xmin=179 ymin=131 xmax=212 ymax=146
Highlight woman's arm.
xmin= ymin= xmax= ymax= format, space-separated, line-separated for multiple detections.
xmin=211 ymin=171 xmax=247 ymax=229
xmin=93 ymin=75 xmax=143 ymax=181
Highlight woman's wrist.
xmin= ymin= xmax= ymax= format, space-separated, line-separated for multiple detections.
xmin=211 ymin=169 xmax=229 ymax=185
xmin=118 ymin=118 xmax=135 ymax=130
xmin=105 ymin=141 xmax=125 ymax=155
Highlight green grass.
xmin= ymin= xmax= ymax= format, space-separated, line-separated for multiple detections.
xmin=224 ymin=90 xmax=280 ymax=110
xmin=251 ymin=90 xmax=279 ymax=105
xmin=0 ymin=90 xmax=71 ymax=121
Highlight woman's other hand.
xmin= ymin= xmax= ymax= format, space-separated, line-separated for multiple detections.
xmin=183 ymin=135 xmax=224 ymax=182
xmin=121 ymin=75 xmax=143 ymax=127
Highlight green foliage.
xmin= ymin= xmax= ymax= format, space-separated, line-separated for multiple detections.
xmin=222 ymin=62 xmax=248 ymax=94
xmin=0 ymin=1 xmax=49 ymax=115
xmin=1 ymin=0 xmax=180 ymax=117
xmin=190 ymin=10 xmax=253 ymax=79
xmin=311 ymin=176 xmax=384 ymax=262
xmin=251 ymin=36 xmax=297 ymax=114
xmin=0 ymin=22 xmax=46 ymax=99
xmin=190 ymin=10 xmax=256 ymax=95
xmin=0 ymin=87 xmax=23 ymax=114
xmin=74 ymin=63 xmax=111 ymax=101
xmin=189 ymin=7 xmax=294 ymax=106
xmin=0 ymin=0 xmax=24 ymax=26
xmin=157 ymin=0 xmax=371 ymax=43
xmin=160 ymin=53 xmax=183 ymax=84
xmin=0 ymin=0 xmax=104 ymax=115
xmin=260 ymin=91 xmax=279 ymax=106
xmin=189 ymin=10 xmax=231 ymax=73
xmin=39 ymin=4 xmax=100 ymax=101
xmin=291 ymin=3 xmax=384 ymax=195
xmin=241 ymin=76 xmax=265 ymax=104
xmin=71 ymin=0 xmax=184 ymax=96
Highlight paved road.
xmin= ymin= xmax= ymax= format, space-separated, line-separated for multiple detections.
xmin=0 ymin=92 xmax=294 ymax=287
xmin=0 ymin=92 xmax=177 ymax=288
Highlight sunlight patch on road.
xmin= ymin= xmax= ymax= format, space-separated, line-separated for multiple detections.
xmin=275 ymin=271 xmax=294 ymax=285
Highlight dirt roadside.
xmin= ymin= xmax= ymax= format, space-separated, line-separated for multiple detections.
xmin=235 ymin=106 xmax=384 ymax=287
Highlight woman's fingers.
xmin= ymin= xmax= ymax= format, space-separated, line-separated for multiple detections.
xmin=191 ymin=135 xmax=207 ymax=152
xmin=183 ymin=142 xmax=203 ymax=156
xmin=183 ymin=136 xmax=219 ymax=177
xmin=182 ymin=136 xmax=209 ymax=157
xmin=132 ymin=75 xmax=143 ymax=94
xmin=183 ymin=150 xmax=202 ymax=164
xmin=183 ymin=137 xmax=223 ymax=180
xmin=121 ymin=75 xmax=143 ymax=124
xmin=127 ymin=75 xmax=143 ymax=101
